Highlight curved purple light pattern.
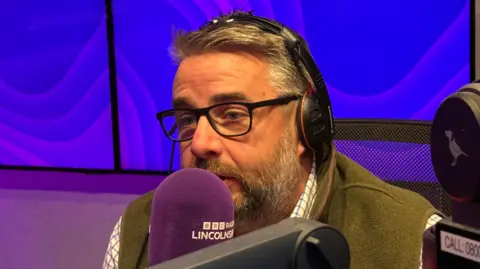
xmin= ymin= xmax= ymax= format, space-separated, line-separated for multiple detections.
xmin=0 ymin=0 xmax=114 ymax=168
xmin=0 ymin=0 xmax=470 ymax=171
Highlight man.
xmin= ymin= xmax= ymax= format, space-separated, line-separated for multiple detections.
xmin=103 ymin=11 xmax=444 ymax=269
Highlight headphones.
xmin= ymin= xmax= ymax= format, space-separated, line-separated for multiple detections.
xmin=457 ymin=79 xmax=480 ymax=95
xmin=202 ymin=12 xmax=335 ymax=161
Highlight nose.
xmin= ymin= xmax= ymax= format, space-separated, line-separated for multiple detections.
xmin=190 ymin=116 xmax=223 ymax=160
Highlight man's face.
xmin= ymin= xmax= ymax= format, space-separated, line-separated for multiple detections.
xmin=172 ymin=52 xmax=306 ymax=234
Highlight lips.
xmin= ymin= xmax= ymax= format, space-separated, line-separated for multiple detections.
xmin=215 ymin=174 xmax=242 ymax=192
xmin=215 ymin=174 xmax=235 ymax=181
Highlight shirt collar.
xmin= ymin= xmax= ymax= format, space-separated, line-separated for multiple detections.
xmin=289 ymin=156 xmax=317 ymax=219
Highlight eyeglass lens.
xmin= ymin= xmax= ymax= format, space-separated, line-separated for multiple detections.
xmin=161 ymin=103 xmax=252 ymax=141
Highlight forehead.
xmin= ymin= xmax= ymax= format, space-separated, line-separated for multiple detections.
xmin=172 ymin=52 xmax=277 ymax=107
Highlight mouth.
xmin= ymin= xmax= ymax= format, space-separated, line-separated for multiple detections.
xmin=215 ymin=174 xmax=242 ymax=192
xmin=216 ymin=174 xmax=236 ymax=181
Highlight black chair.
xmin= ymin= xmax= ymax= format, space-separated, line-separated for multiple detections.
xmin=333 ymin=119 xmax=451 ymax=216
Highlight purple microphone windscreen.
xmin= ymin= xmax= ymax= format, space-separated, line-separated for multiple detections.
xmin=148 ymin=168 xmax=235 ymax=266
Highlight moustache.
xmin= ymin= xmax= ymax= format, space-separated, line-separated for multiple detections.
xmin=189 ymin=159 xmax=250 ymax=189
xmin=191 ymin=159 xmax=270 ymax=213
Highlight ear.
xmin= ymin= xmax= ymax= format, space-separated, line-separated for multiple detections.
xmin=297 ymin=140 xmax=306 ymax=157
xmin=294 ymin=105 xmax=307 ymax=158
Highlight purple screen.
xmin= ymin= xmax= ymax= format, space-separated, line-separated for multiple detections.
xmin=113 ymin=0 xmax=470 ymax=171
xmin=0 ymin=0 xmax=470 ymax=172
xmin=0 ymin=0 xmax=113 ymax=169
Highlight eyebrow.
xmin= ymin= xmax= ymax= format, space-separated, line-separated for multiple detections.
xmin=172 ymin=92 xmax=252 ymax=108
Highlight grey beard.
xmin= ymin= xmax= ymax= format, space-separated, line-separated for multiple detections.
xmin=187 ymin=128 xmax=303 ymax=236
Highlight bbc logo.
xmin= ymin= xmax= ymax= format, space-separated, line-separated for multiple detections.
xmin=203 ymin=221 xmax=234 ymax=230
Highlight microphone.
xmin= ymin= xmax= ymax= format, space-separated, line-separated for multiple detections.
xmin=148 ymin=168 xmax=235 ymax=266
xmin=424 ymin=81 xmax=480 ymax=268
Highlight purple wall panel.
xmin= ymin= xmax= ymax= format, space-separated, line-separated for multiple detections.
xmin=0 ymin=189 xmax=137 ymax=269
xmin=0 ymin=169 xmax=166 ymax=269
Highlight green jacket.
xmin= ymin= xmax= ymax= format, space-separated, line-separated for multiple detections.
xmin=118 ymin=151 xmax=443 ymax=269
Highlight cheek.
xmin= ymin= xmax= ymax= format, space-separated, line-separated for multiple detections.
xmin=225 ymin=138 xmax=271 ymax=167
xmin=179 ymin=143 xmax=192 ymax=166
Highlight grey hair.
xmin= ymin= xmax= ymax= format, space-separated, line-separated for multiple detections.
xmin=169 ymin=12 xmax=311 ymax=97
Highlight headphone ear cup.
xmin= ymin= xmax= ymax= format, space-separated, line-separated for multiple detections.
xmin=296 ymin=93 xmax=330 ymax=158
xmin=296 ymin=95 xmax=309 ymax=149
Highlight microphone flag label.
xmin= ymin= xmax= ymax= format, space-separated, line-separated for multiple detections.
xmin=191 ymin=221 xmax=234 ymax=240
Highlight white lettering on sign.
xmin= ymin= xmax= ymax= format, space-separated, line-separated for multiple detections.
xmin=191 ymin=230 xmax=234 ymax=240
xmin=192 ymin=221 xmax=234 ymax=240
xmin=440 ymin=231 xmax=480 ymax=263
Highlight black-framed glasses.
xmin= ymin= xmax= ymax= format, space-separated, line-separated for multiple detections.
xmin=156 ymin=95 xmax=301 ymax=142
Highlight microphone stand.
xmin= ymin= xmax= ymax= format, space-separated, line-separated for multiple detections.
xmin=168 ymin=141 xmax=176 ymax=175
